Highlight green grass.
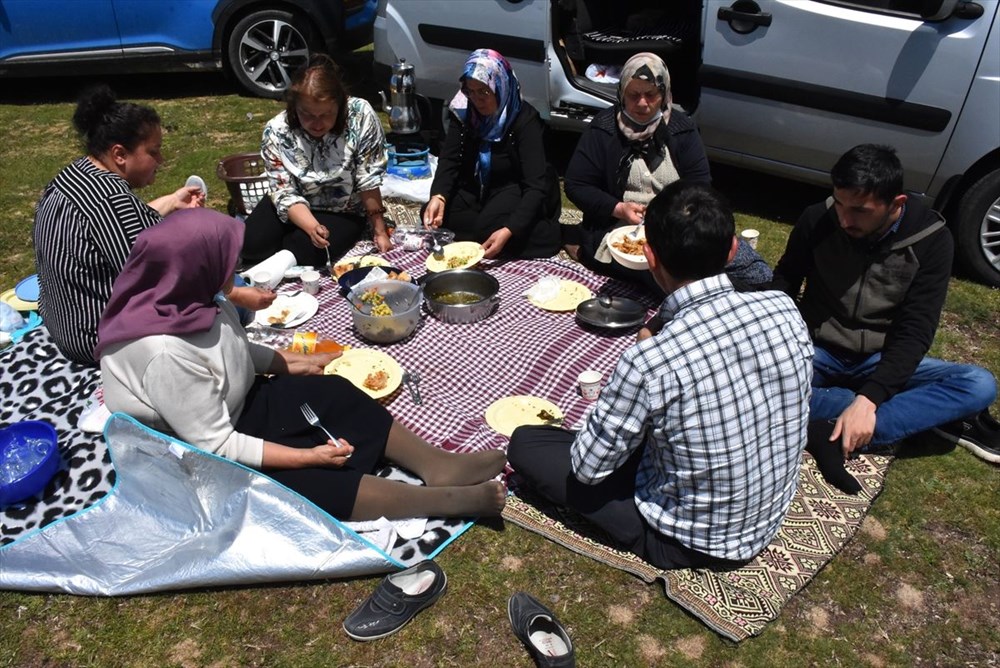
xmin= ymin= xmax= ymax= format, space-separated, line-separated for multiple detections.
xmin=1 ymin=60 xmax=998 ymax=667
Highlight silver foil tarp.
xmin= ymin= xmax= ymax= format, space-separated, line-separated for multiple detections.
xmin=0 ymin=414 xmax=398 ymax=595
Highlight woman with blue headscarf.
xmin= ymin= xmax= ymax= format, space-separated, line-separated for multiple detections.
xmin=422 ymin=49 xmax=560 ymax=259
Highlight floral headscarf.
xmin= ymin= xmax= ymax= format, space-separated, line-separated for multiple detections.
xmin=448 ymin=48 xmax=523 ymax=193
xmin=616 ymin=52 xmax=672 ymax=143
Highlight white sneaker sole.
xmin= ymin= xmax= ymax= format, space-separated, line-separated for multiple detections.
xmin=932 ymin=428 xmax=1000 ymax=464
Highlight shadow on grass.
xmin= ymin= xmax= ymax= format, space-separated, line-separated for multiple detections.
xmin=0 ymin=48 xmax=382 ymax=106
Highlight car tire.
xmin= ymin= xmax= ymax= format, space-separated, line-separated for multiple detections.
xmin=953 ymin=167 xmax=1000 ymax=288
xmin=226 ymin=9 xmax=320 ymax=99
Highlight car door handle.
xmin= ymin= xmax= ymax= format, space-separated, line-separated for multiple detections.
xmin=718 ymin=1 xmax=773 ymax=34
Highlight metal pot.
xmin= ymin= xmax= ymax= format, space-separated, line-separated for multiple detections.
xmin=421 ymin=269 xmax=500 ymax=324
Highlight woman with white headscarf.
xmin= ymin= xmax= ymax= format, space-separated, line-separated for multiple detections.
xmin=422 ymin=49 xmax=560 ymax=259
xmin=564 ymin=52 xmax=771 ymax=292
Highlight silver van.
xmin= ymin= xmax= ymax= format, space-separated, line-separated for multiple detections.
xmin=373 ymin=0 xmax=1000 ymax=287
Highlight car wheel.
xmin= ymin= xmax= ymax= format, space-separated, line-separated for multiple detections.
xmin=953 ymin=167 xmax=1000 ymax=288
xmin=226 ymin=10 xmax=319 ymax=99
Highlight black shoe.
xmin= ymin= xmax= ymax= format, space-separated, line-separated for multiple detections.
xmin=342 ymin=560 xmax=447 ymax=641
xmin=508 ymin=592 xmax=576 ymax=667
xmin=932 ymin=410 xmax=1000 ymax=464
xmin=805 ymin=420 xmax=862 ymax=495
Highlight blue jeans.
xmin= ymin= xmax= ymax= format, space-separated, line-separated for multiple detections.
xmin=810 ymin=346 xmax=997 ymax=445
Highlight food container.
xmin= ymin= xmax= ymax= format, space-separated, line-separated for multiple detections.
xmin=348 ymin=280 xmax=422 ymax=344
xmin=422 ymin=269 xmax=500 ymax=324
xmin=606 ymin=225 xmax=649 ymax=271
xmin=0 ymin=420 xmax=60 ymax=506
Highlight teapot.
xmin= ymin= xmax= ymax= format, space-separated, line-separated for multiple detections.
xmin=379 ymin=58 xmax=422 ymax=135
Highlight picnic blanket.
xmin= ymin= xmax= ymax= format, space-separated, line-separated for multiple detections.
xmin=504 ymin=453 xmax=893 ymax=641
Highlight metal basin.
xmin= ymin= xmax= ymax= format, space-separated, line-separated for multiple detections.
xmin=421 ymin=269 xmax=500 ymax=324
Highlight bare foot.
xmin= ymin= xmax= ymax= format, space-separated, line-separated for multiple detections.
xmin=424 ymin=449 xmax=506 ymax=487
xmin=563 ymin=243 xmax=580 ymax=262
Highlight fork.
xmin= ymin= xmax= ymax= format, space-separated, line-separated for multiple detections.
xmin=300 ymin=403 xmax=351 ymax=457
xmin=629 ymin=216 xmax=645 ymax=240
xmin=401 ymin=370 xmax=423 ymax=405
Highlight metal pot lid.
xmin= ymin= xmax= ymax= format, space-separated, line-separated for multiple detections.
xmin=575 ymin=296 xmax=646 ymax=330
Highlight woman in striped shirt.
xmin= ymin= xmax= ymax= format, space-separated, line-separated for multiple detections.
xmin=32 ymin=86 xmax=276 ymax=365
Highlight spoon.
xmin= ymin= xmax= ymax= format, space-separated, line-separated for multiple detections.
xmin=429 ymin=231 xmax=445 ymax=261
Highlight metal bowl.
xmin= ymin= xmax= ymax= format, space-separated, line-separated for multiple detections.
xmin=348 ymin=280 xmax=423 ymax=343
xmin=575 ymin=296 xmax=647 ymax=330
xmin=421 ymin=269 xmax=500 ymax=324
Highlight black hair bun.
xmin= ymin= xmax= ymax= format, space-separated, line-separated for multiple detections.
xmin=72 ymin=84 xmax=118 ymax=135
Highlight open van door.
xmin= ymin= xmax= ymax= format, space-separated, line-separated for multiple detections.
xmin=696 ymin=0 xmax=993 ymax=192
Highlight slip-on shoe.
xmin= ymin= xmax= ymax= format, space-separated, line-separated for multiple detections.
xmin=343 ymin=560 xmax=447 ymax=641
xmin=508 ymin=591 xmax=576 ymax=667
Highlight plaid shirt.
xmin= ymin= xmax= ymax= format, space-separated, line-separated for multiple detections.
xmin=571 ymin=274 xmax=813 ymax=561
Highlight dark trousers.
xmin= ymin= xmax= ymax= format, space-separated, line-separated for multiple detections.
xmin=241 ymin=197 xmax=367 ymax=267
xmin=507 ymin=425 xmax=744 ymax=571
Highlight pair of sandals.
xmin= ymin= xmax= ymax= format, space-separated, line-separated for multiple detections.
xmin=343 ymin=560 xmax=576 ymax=666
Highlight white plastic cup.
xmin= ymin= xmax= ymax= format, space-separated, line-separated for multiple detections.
xmin=301 ymin=269 xmax=321 ymax=295
xmin=250 ymin=270 xmax=280 ymax=291
xmin=578 ymin=370 xmax=603 ymax=401
xmin=741 ymin=228 xmax=760 ymax=249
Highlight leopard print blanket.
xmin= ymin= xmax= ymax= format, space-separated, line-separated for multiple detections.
xmin=1 ymin=328 xmax=465 ymax=575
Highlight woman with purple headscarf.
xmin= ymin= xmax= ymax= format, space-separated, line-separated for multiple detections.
xmin=422 ymin=49 xmax=560 ymax=259
xmin=98 ymin=209 xmax=506 ymax=521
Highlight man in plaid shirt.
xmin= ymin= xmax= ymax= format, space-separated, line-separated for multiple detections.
xmin=509 ymin=181 xmax=813 ymax=569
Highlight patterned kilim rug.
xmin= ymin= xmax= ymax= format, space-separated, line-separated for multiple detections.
xmin=503 ymin=453 xmax=894 ymax=642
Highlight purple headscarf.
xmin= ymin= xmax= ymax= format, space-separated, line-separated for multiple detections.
xmin=448 ymin=48 xmax=522 ymax=192
xmin=94 ymin=208 xmax=244 ymax=358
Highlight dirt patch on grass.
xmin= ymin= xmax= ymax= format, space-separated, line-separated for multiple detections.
xmin=896 ymin=583 xmax=925 ymax=610
xmin=861 ymin=516 xmax=888 ymax=541
xmin=500 ymin=555 xmax=523 ymax=571
xmin=674 ymin=634 xmax=706 ymax=660
xmin=637 ymin=633 xmax=667 ymax=663
xmin=608 ymin=604 xmax=634 ymax=625
xmin=168 ymin=638 xmax=203 ymax=668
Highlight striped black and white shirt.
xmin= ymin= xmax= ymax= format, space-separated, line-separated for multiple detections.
xmin=33 ymin=157 xmax=161 ymax=364
xmin=571 ymin=275 xmax=814 ymax=562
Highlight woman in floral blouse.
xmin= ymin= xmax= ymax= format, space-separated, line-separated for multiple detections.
xmin=242 ymin=54 xmax=391 ymax=266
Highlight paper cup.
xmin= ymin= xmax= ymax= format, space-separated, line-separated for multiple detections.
xmin=740 ymin=228 xmax=760 ymax=249
xmin=250 ymin=270 xmax=280 ymax=291
xmin=301 ymin=269 xmax=321 ymax=295
xmin=578 ymin=370 xmax=603 ymax=401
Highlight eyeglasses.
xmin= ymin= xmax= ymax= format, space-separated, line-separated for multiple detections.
xmin=461 ymin=85 xmax=494 ymax=100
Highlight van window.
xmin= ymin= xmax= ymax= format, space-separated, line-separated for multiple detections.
xmin=818 ymin=0 xmax=938 ymax=18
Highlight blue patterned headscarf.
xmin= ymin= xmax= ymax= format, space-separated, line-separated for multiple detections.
xmin=448 ymin=49 xmax=523 ymax=193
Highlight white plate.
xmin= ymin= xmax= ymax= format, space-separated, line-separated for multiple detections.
xmin=528 ymin=279 xmax=593 ymax=312
xmin=484 ymin=395 xmax=563 ymax=437
xmin=425 ymin=241 xmax=486 ymax=272
xmin=324 ymin=348 xmax=403 ymax=400
xmin=253 ymin=292 xmax=319 ymax=329
xmin=333 ymin=255 xmax=389 ymax=278
xmin=607 ymin=226 xmax=648 ymax=271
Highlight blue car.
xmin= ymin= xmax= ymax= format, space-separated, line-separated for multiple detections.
xmin=0 ymin=0 xmax=377 ymax=98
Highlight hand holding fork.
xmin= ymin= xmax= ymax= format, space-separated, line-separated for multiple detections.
xmin=300 ymin=402 xmax=352 ymax=459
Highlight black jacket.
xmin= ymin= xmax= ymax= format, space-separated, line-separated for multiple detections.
xmin=430 ymin=103 xmax=553 ymax=238
xmin=771 ymin=197 xmax=952 ymax=406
